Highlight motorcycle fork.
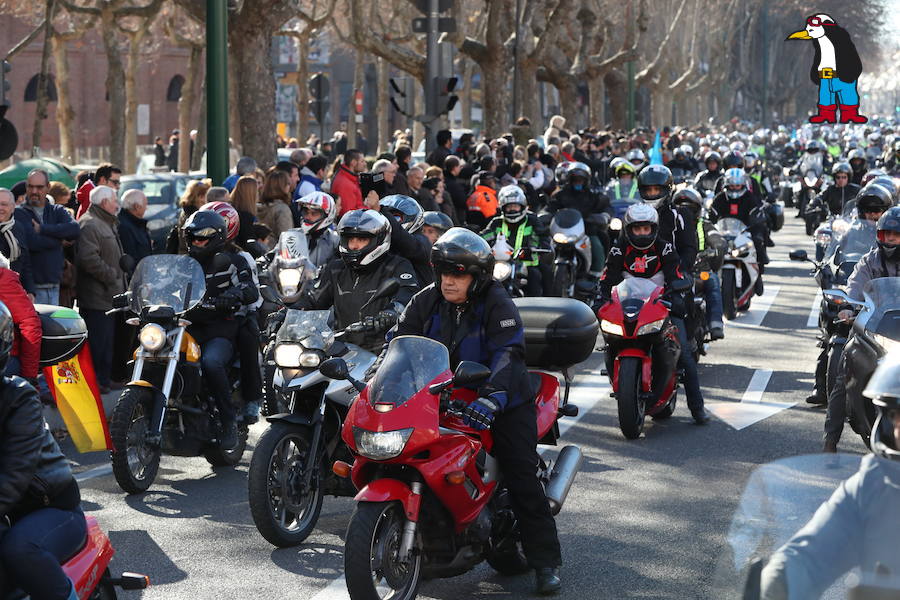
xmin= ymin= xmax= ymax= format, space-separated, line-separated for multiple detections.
xmin=134 ymin=326 xmax=184 ymax=437
xmin=298 ymin=390 xmax=328 ymax=494
xmin=398 ymin=480 xmax=423 ymax=563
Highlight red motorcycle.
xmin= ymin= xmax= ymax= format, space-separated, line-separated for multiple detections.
xmin=321 ymin=299 xmax=597 ymax=600
xmin=597 ymin=277 xmax=688 ymax=439
xmin=1 ymin=516 xmax=149 ymax=599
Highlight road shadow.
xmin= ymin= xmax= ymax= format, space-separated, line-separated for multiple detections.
xmin=107 ymin=529 xmax=188 ymax=586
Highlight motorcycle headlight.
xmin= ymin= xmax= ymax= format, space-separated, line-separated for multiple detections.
xmin=274 ymin=343 xmax=303 ymax=368
xmin=138 ymin=323 xmax=167 ymax=352
xmin=278 ymin=268 xmax=302 ymax=297
xmin=493 ymin=261 xmax=512 ymax=281
xmin=731 ymin=242 xmax=753 ymax=257
xmin=610 ymin=218 xmax=623 ymax=231
xmin=600 ymin=319 xmax=624 ymax=336
xmin=637 ymin=318 xmax=667 ymax=336
xmin=353 ymin=427 xmax=414 ymax=460
xmin=815 ymin=231 xmax=832 ymax=246
xmin=298 ymin=350 xmax=324 ymax=368
xmin=553 ymin=232 xmax=574 ymax=244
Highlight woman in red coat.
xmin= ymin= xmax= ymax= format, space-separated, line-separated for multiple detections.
xmin=0 ymin=254 xmax=41 ymax=380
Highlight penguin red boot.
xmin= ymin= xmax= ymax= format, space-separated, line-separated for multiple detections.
xmin=839 ymin=104 xmax=868 ymax=124
xmin=809 ymin=104 xmax=837 ymax=123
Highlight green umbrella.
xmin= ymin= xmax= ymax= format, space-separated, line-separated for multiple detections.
xmin=0 ymin=158 xmax=76 ymax=191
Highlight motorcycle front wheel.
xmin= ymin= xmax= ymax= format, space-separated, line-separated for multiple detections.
xmin=345 ymin=501 xmax=422 ymax=600
xmin=550 ymin=265 xmax=573 ymax=298
xmin=721 ymin=269 xmax=737 ymax=321
xmin=248 ymin=423 xmax=324 ymax=547
xmin=109 ymin=387 xmax=161 ymax=494
xmin=616 ymin=356 xmax=645 ymax=439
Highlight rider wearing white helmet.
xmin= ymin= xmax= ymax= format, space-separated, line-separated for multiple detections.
xmin=295 ymin=191 xmax=339 ymax=267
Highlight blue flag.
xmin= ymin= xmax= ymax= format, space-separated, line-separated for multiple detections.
xmin=649 ymin=129 xmax=663 ymax=165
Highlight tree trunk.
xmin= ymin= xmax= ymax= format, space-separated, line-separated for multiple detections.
xmin=519 ymin=61 xmax=540 ymax=128
xmin=295 ymin=30 xmax=311 ymax=147
xmin=50 ymin=34 xmax=75 ymax=163
xmin=101 ymin=10 xmax=126 ymax=167
xmin=605 ymin=69 xmax=626 ymax=129
xmin=193 ymin=73 xmax=207 ymax=171
xmin=123 ymin=30 xmax=146 ymax=174
xmin=376 ymin=57 xmax=389 ymax=154
xmin=588 ymin=76 xmax=604 ymax=128
xmin=481 ymin=57 xmax=508 ymax=138
xmin=460 ymin=61 xmax=473 ymax=130
xmin=347 ymin=47 xmax=363 ymax=149
xmin=412 ymin=83 xmax=424 ymax=149
xmin=31 ymin=0 xmax=55 ymax=156
xmin=230 ymin=20 xmax=276 ymax=169
xmin=178 ymin=44 xmax=202 ymax=173
xmin=555 ymin=78 xmax=579 ymax=128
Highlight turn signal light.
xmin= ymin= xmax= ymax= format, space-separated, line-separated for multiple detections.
xmin=700 ymin=271 xmax=710 ymax=281
xmin=332 ymin=460 xmax=351 ymax=478
xmin=445 ymin=470 xmax=466 ymax=485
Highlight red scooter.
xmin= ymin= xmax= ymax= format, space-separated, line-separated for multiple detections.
xmin=1 ymin=516 xmax=149 ymax=600
xmin=321 ymin=331 xmax=587 ymax=600
xmin=597 ymin=277 xmax=688 ymax=439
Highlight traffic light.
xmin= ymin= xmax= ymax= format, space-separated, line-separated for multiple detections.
xmin=389 ymin=77 xmax=413 ymax=117
xmin=435 ymin=76 xmax=458 ymax=115
xmin=1 ymin=60 xmax=10 ymax=109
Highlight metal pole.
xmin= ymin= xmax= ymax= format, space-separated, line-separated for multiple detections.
xmin=511 ymin=0 xmax=522 ymax=124
xmin=424 ymin=0 xmax=439 ymax=155
xmin=626 ymin=61 xmax=635 ymax=130
xmin=761 ymin=5 xmax=768 ymax=127
xmin=206 ymin=0 xmax=229 ymax=185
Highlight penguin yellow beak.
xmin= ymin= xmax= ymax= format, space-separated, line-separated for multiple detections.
xmin=786 ymin=29 xmax=812 ymax=40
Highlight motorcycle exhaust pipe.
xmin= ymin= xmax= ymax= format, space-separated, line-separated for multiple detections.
xmin=545 ymin=445 xmax=583 ymax=516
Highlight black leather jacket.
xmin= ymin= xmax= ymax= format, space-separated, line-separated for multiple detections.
xmin=815 ymin=183 xmax=861 ymax=216
xmin=0 ymin=377 xmax=77 ymax=518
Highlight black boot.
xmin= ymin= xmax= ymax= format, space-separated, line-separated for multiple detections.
xmin=535 ymin=568 xmax=561 ymax=596
xmin=691 ymin=408 xmax=711 ymax=425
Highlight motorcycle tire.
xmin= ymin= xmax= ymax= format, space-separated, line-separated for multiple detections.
xmin=109 ymin=387 xmax=161 ymax=494
xmin=721 ymin=269 xmax=737 ymax=321
xmin=345 ymin=501 xmax=422 ymax=600
xmin=805 ymin=219 xmax=816 ymax=236
xmin=204 ymin=423 xmax=248 ymax=467
xmin=550 ymin=265 xmax=573 ymax=298
xmin=616 ymin=356 xmax=645 ymax=439
xmin=248 ymin=423 xmax=324 ymax=547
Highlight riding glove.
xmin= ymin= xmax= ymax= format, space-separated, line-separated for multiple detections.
xmin=461 ymin=397 xmax=500 ymax=431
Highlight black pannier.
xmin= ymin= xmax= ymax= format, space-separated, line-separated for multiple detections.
xmin=513 ymin=297 xmax=599 ymax=371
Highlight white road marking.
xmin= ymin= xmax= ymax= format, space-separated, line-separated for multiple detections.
xmin=308 ymin=366 xmax=611 ymax=600
xmin=706 ymin=368 xmax=796 ymax=430
xmin=74 ymin=464 xmax=112 ymax=482
xmin=807 ymin=290 xmax=822 ymax=328
xmin=725 ymin=285 xmax=781 ymax=328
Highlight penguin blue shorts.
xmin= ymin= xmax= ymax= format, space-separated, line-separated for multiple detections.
xmin=818 ymin=77 xmax=859 ymax=106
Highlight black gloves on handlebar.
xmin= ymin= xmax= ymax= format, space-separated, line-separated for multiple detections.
xmin=214 ymin=290 xmax=242 ymax=313
xmin=111 ymin=293 xmax=130 ymax=309
xmin=362 ymin=309 xmax=399 ymax=333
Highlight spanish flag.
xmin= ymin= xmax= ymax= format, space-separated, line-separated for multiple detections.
xmin=42 ymin=344 xmax=112 ymax=453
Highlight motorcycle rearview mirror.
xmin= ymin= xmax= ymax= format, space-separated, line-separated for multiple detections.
xmin=669 ymin=277 xmax=692 ymax=293
xmin=452 ymin=361 xmax=492 ymax=387
xmin=788 ymin=249 xmax=809 ymax=262
xmin=259 ymin=284 xmax=281 ymax=305
xmin=320 ymin=357 xmax=366 ymax=392
xmin=822 ymin=288 xmax=864 ymax=307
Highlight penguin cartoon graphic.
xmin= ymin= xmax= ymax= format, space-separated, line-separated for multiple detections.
xmin=786 ymin=13 xmax=867 ymax=124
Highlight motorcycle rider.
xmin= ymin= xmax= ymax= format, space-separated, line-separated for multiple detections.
xmin=294 ymin=209 xmax=419 ymax=353
xmin=372 ymin=194 xmax=433 ymax=287
xmin=665 ymin=146 xmax=695 ymax=181
xmin=385 ymin=227 xmax=563 ymax=595
xmin=823 ymin=203 xmax=899 ymax=452
xmin=848 ymin=148 xmax=868 ymax=186
xmin=711 ymin=168 xmax=768 ymax=292
xmin=637 ymin=165 xmax=698 ymax=274
xmin=597 ymin=204 xmax=709 ymax=424
xmin=0 ymin=302 xmax=86 ymax=600
xmin=605 ymin=160 xmax=640 ymax=206
xmin=626 ymin=148 xmax=647 ymax=173
xmin=879 ymin=139 xmax=900 ymax=175
xmin=182 ymin=210 xmax=260 ymax=448
xmin=672 ymin=188 xmax=726 ymax=341
xmin=760 ymin=348 xmax=900 ymax=600
xmin=481 ymin=185 xmax=549 ymax=296
xmin=548 ymin=162 xmax=611 ymax=277
xmin=693 ymin=151 xmax=723 ymax=198
xmin=812 ymin=162 xmax=861 ymax=216
xmin=421 ymin=210 xmax=453 ymax=245
xmin=296 ymin=191 xmax=339 ymax=267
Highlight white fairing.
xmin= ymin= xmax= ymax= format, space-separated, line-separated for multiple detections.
xmin=274 ymin=344 xmax=376 ymax=408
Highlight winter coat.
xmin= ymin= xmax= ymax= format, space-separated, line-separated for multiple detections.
xmin=0 ymin=218 xmax=35 ymax=294
xmin=846 ymin=247 xmax=900 ymax=301
xmin=75 ymin=205 xmax=125 ymax=311
xmin=0 ymin=269 xmax=41 ymax=379
xmin=118 ymin=208 xmax=152 ymax=264
xmin=257 ymin=200 xmax=293 ymax=247
xmin=331 ymin=165 xmax=363 ymax=216
xmin=15 ymin=202 xmax=80 ymax=286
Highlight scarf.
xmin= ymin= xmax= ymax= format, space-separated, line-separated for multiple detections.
xmin=0 ymin=218 xmax=20 ymax=262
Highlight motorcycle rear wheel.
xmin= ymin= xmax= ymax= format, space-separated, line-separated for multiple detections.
xmin=721 ymin=269 xmax=737 ymax=321
xmin=345 ymin=501 xmax=422 ymax=600
xmin=203 ymin=423 xmax=248 ymax=467
xmin=248 ymin=423 xmax=324 ymax=547
xmin=109 ymin=387 xmax=161 ymax=494
xmin=616 ymin=357 xmax=645 ymax=439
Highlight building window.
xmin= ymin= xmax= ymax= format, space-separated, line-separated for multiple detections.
xmin=167 ymin=75 xmax=185 ymax=102
xmin=24 ymin=74 xmax=57 ymax=102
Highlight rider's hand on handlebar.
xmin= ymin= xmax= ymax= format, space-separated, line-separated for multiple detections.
xmin=838 ymin=308 xmax=855 ymax=322
xmin=213 ymin=292 xmax=241 ymax=313
xmin=460 ymin=397 xmax=499 ymax=431
xmin=111 ymin=293 xmax=130 ymax=310
xmin=374 ymin=309 xmax=399 ymax=332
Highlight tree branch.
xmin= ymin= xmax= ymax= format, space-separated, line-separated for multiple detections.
xmin=4 ymin=19 xmax=47 ymax=60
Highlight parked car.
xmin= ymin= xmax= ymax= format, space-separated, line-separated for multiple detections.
xmin=119 ymin=172 xmax=205 ymax=250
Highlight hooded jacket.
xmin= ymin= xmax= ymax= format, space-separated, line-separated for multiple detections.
xmin=0 ymin=267 xmax=41 ymax=379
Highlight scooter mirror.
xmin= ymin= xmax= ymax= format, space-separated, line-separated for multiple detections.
xmin=452 ymin=361 xmax=492 ymax=387
xmin=320 ymin=357 xmax=350 ymax=380
xmin=788 ymin=249 xmax=808 ymax=262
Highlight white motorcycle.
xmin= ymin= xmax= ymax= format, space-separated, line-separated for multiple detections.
xmin=718 ymin=217 xmax=761 ymax=320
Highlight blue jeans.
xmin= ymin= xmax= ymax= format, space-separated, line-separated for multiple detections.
xmin=701 ymin=272 xmax=724 ymax=326
xmin=80 ymin=308 xmax=114 ymax=387
xmin=818 ymin=77 xmax=860 ymax=106
xmin=33 ymin=285 xmax=60 ymax=306
xmin=0 ymin=506 xmax=86 ymax=599
xmin=672 ymin=317 xmax=704 ymax=412
xmin=201 ymin=337 xmax=235 ymax=422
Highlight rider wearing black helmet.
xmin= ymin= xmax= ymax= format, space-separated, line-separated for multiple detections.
xmin=0 ymin=301 xmax=87 ymax=600
xmin=421 ymin=210 xmax=454 ymax=245
xmin=855 ymin=183 xmax=893 ymax=222
xmin=385 ymin=227 xmax=563 ymax=595
xmin=295 ymin=209 xmax=419 ymax=353
xmin=848 ymin=148 xmax=868 ymax=186
xmin=823 ymin=206 xmax=900 ymax=453
xmin=375 ymin=194 xmax=433 ymax=286
xmin=637 ymin=164 xmax=699 ymax=273
xmin=181 ymin=210 xmax=259 ymax=447
xmin=815 ymin=162 xmax=861 ymax=216
xmin=693 ymin=151 xmax=723 ymax=197
xmin=548 ymin=162 xmax=611 ymax=277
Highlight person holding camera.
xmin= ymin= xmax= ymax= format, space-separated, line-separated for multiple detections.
xmin=332 ymin=149 xmax=366 ymax=217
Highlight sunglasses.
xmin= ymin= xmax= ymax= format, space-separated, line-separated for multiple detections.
xmin=835 ymin=174 xmax=849 ymax=179
xmin=806 ymin=16 xmax=834 ymax=27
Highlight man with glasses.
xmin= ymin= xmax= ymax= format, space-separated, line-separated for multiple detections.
xmin=15 ymin=169 xmax=79 ymax=305
xmin=814 ymin=162 xmax=860 ymax=216
xmin=94 ymin=163 xmax=122 ymax=190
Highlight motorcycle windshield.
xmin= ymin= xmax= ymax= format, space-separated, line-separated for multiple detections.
xmin=863 ymin=277 xmax=900 ymax=340
xmin=615 ymin=277 xmax=661 ymax=301
xmin=275 ymin=310 xmax=333 ymax=351
xmin=718 ymin=218 xmax=746 ymax=239
xmin=369 ymin=336 xmax=450 ymax=408
xmin=835 ymin=220 xmax=876 ymax=264
xmin=710 ymin=453 xmax=900 ymax=598
xmin=128 ymin=254 xmax=206 ymax=314
xmin=841 ymin=199 xmax=857 ymax=219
